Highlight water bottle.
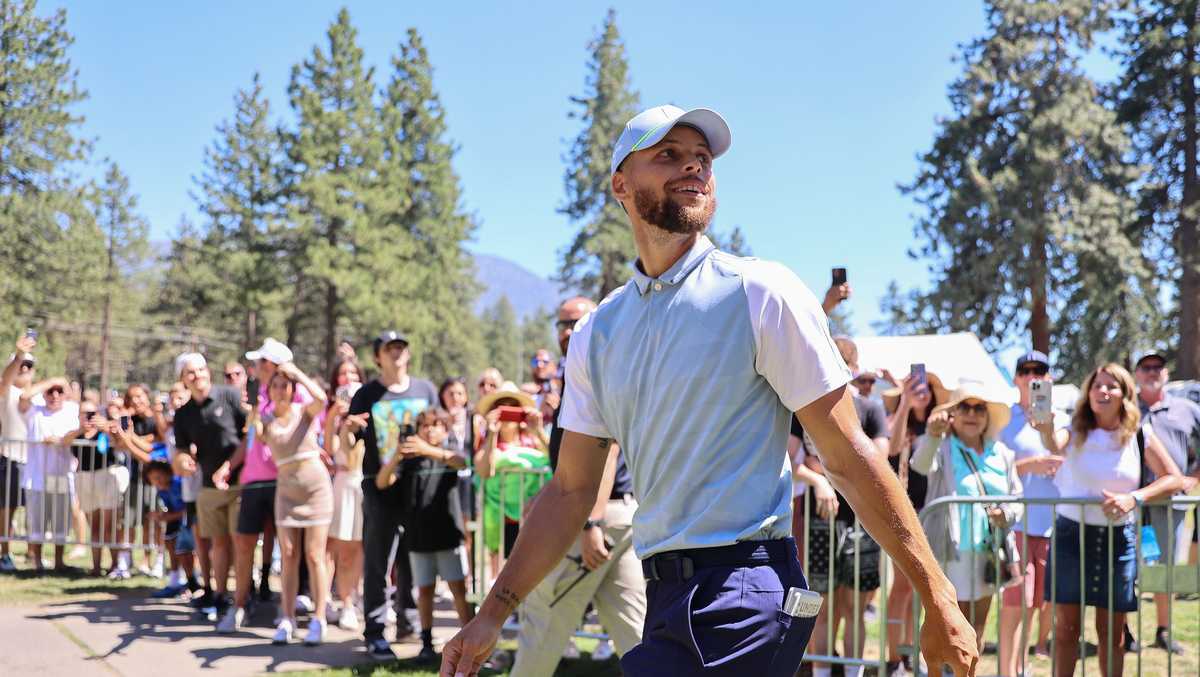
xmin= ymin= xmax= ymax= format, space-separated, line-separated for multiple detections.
xmin=1141 ymin=524 xmax=1161 ymax=565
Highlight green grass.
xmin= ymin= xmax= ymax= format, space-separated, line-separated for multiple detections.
xmin=0 ymin=541 xmax=153 ymax=605
xmin=284 ymin=638 xmax=620 ymax=677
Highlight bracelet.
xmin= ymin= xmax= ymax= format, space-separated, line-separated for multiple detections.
xmin=583 ymin=518 xmax=605 ymax=531
xmin=1131 ymin=491 xmax=1144 ymax=507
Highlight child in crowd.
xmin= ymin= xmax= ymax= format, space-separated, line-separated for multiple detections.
xmin=145 ymin=460 xmax=200 ymax=598
xmin=377 ymin=407 xmax=473 ymax=663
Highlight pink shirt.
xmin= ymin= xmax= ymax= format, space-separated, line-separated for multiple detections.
xmin=240 ymin=382 xmax=313 ymax=484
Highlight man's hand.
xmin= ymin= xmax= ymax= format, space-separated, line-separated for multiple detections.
xmin=172 ymin=453 xmax=197 ymax=477
xmin=920 ymin=593 xmax=979 ymax=677
xmin=15 ymin=334 xmax=35 ymax=355
xmin=580 ymin=526 xmax=611 ymax=570
xmin=212 ymin=462 xmax=232 ymax=490
xmin=440 ymin=611 xmax=505 ymax=677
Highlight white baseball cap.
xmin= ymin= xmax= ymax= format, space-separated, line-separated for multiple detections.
xmin=610 ymin=105 xmax=732 ymax=176
xmin=245 ymin=338 xmax=293 ymax=365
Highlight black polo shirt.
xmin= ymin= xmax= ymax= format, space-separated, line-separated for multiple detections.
xmin=174 ymin=385 xmax=246 ymax=489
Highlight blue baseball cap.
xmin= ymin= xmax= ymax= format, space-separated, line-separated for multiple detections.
xmin=610 ymin=105 xmax=732 ymax=176
xmin=1014 ymin=350 xmax=1050 ymax=372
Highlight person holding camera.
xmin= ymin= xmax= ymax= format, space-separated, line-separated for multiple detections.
xmin=63 ymin=400 xmax=134 ymax=576
xmin=324 ymin=358 xmax=366 ymax=631
xmin=910 ymin=381 xmax=1023 ymax=660
xmin=995 ymin=351 xmax=1064 ymax=675
xmin=346 ymin=330 xmax=437 ymax=661
xmin=0 ymin=334 xmax=51 ymax=571
xmin=1035 ymin=363 xmax=1185 ymax=677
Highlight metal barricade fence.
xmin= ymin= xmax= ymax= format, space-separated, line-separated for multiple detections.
xmin=0 ymin=437 xmax=164 ymax=559
xmin=467 ymin=465 xmax=552 ymax=607
xmin=909 ymin=495 xmax=1200 ymax=677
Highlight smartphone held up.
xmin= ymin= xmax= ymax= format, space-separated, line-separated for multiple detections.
xmin=1029 ymin=380 xmax=1053 ymax=425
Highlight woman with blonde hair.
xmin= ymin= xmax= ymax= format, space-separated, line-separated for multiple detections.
xmin=1035 ymin=363 xmax=1184 ymax=677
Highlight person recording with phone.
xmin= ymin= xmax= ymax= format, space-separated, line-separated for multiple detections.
xmin=823 ymin=267 xmax=851 ymax=316
xmin=324 ymin=358 xmax=366 ymax=631
xmin=995 ymin=351 xmax=1063 ymax=675
xmin=475 ymin=382 xmax=549 ymax=574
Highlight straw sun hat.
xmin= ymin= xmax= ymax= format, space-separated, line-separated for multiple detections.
xmin=931 ymin=381 xmax=1012 ymax=438
xmin=476 ymin=381 xmax=536 ymax=415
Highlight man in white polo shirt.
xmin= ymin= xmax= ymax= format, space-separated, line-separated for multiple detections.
xmin=441 ymin=106 xmax=979 ymax=677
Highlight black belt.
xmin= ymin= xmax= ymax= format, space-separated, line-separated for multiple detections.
xmin=609 ymin=492 xmax=633 ymax=502
xmin=642 ymin=538 xmax=795 ymax=582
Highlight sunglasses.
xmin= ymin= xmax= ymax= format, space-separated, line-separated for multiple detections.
xmin=555 ymin=320 xmax=576 ymax=331
xmin=853 ymin=376 xmax=877 ymax=385
xmin=224 ymin=372 xmax=243 ymax=379
xmin=83 ymin=411 xmax=97 ymax=420
xmin=1017 ymin=364 xmax=1049 ymax=377
xmin=956 ymin=402 xmax=988 ymax=416
xmin=46 ymin=387 xmax=64 ymax=396
xmin=1137 ymin=363 xmax=1165 ymax=373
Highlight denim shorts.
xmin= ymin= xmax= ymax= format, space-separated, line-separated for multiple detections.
xmin=1046 ymin=515 xmax=1136 ymax=612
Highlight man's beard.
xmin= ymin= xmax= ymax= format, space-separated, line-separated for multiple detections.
xmin=633 ymin=186 xmax=716 ymax=235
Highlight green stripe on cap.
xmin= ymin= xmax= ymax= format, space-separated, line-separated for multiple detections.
xmin=630 ymin=119 xmax=672 ymax=152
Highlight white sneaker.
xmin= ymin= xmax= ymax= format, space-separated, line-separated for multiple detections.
xmin=150 ymin=558 xmax=164 ymax=579
xmin=338 ymin=605 xmax=360 ymax=631
xmin=325 ymin=604 xmax=340 ymax=625
xmin=591 ymin=639 xmax=615 ymax=661
xmin=107 ymin=567 xmax=131 ymax=580
xmin=272 ymin=618 xmax=294 ymax=645
xmin=562 ymin=639 xmax=581 ymax=659
xmin=216 ymin=606 xmax=244 ymax=633
xmin=295 ymin=594 xmax=315 ymax=614
xmin=304 ymin=618 xmax=325 ymax=646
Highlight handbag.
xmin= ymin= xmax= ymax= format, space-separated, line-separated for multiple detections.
xmin=956 ymin=443 xmax=1022 ymax=590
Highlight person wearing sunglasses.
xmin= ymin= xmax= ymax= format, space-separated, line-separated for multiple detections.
xmin=19 ymin=372 xmax=78 ymax=573
xmin=911 ymin=381 xmax=1024 ymax=662
xmin=993 ymin=351 xmax=1064 ymax=673
xmin=1131 ymin=350 xmax=1200 ymax=655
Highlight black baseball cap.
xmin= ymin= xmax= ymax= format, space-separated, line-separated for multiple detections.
xmin=373 ymin=330 xmax=409 ymax=354
xmin=1014 ymin=350 xmax=1050 ymax=372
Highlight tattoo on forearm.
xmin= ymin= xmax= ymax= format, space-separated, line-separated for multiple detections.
xmin=493 ymin=586 xmax=521 ymax=611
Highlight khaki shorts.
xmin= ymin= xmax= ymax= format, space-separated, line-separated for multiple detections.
xmin=197 ymin=486 xmax=241 ymax=539
xmin=76 ymin=466 xmax=129 ymax=513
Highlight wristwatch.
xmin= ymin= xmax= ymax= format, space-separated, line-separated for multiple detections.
xmin=583 ymin=518 xmax=605 ymax=531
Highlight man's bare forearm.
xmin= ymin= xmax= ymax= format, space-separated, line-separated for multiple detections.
xmin=799 ymin=388 xmax=956 ymax=605
xmin=589 ymin=443 xmax=619 ymax=521
xmin=478 ymin=433 xmax=609 ymax=621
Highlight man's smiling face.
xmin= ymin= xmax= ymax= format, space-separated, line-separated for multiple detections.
xmin=616 ymin=125 xmax=717 ymax=235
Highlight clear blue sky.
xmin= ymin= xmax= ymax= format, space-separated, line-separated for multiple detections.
xmin=58 ymin=1 xmax=988 ymax=335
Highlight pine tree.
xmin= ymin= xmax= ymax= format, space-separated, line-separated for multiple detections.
xmin=283 ymin=8 xmax=384 ymax=372
xmin=0 ymin=0 xmax=91 ymax=337
xmin=191 ymin=73 xmax=288 ymax=353
xmin=481 ymin=296 xmax=521 ymax=382
xmin=558 ymin=9 xmax=640 ymax=299
xmin=1113 ymin=1 xmax=1200 ymax=378
xmin=374 ymin=28 xmax=483 ymax=379
xmin=891 ymin=0 xmax=1157 ymax=380
xmin=88 ymin=161 xmax=149 ymax=394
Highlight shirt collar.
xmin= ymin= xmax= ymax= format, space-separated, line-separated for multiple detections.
xmin=630 ymin=235 xmax=716 ymax=296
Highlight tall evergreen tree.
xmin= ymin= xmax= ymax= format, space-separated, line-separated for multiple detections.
xmin=283 ymin=8 xmax=384 ymax=371
xmin=890 ymin=0 xmax=1157 ymax=380
xmin=0 ymin=0 xmax=90 ymax=336
xmin=87 ymin=161 xmax=149 ymax=394
xmin=191 ymin=73 xmax=288 ymax=352
xmin=481 ymin=296 xmax=521 ymax=382
xmin=557 ymin=9 xmax=640 ymax=299
xmin=1113 ymin=1 xmax=1200 ymax=378
xmin=375 ymin=28 xmax=482 ymax=379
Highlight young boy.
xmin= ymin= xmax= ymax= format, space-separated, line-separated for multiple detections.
xmin=144 ymin=460 xmax=199 ymax=598
xmin=377 ymin=407 xmax=473 ymax=662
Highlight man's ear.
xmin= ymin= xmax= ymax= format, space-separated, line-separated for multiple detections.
xmin=611 ymin=171 xmax=629 ymax=204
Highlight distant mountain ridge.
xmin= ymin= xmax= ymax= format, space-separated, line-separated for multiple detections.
xmin=471 ymin=253 xmax=569 ymax=319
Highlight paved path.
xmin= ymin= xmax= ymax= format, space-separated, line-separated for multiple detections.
xmin=0 ymin=589 xmax=462 ymax=676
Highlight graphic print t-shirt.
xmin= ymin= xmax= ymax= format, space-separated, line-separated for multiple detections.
xmin=351 ymin=377 xmax=438 ymax=481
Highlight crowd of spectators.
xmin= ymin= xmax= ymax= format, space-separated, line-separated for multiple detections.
xmin=0 ymin=276 xmax=1198 ymax=676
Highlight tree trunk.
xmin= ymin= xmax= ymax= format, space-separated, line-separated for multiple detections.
xmin=245 ymin=309 xmax=257 ymax=354
xmin=1029 ymin=227 xmax=1051 ymax=354
xmin=323 ymin=281 xmax=337 ymax=375
xmin=1178 ymin=4 xmax=1200 ymax=379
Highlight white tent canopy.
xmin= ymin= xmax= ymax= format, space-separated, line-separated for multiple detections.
xmin=852 ymin=332 xmax=1011 ymax=400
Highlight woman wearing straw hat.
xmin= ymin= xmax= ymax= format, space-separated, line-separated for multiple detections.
xmin=1033 ymin=363 xmax=1184 ymax=677
xmin=882 ymin=369 xmax=948 ymax=677
xmin=474 ymin=382 xmax=549 ymax=575
xmin=911 ymin=381 xmax=1024 ymax=657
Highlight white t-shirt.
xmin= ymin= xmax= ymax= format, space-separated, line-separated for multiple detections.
xmin=1054 ymin=426 xmax=1142 ymax=526
xmin=22 ymin=402 xmax=79 ymax=492
xmin=0 ymin=384 xmax=43 ymax=463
